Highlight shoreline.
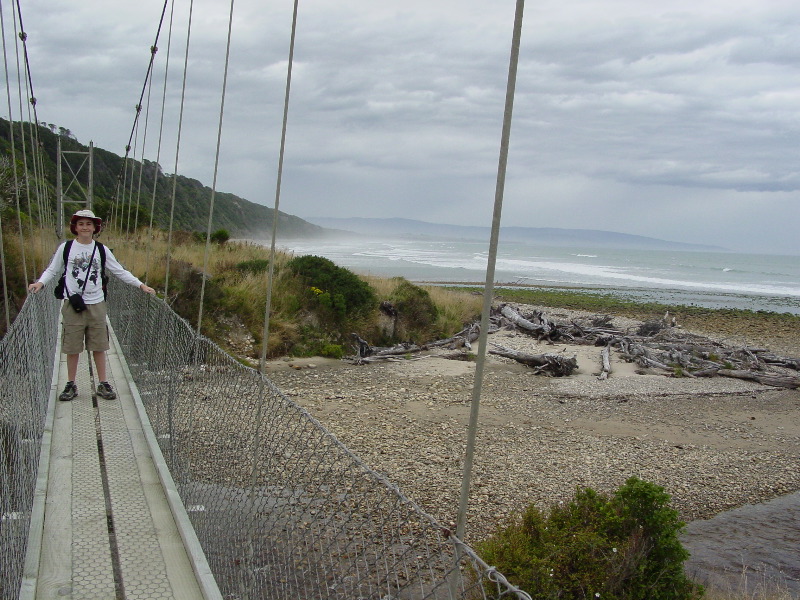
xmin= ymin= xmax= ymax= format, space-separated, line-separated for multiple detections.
xmin=270 ymin=236 xmax=800 ymax=316
xmin=420 ymin=280 xmax=800 ymax=316
xmin=265 ymin=301 xmax=800 ymax=547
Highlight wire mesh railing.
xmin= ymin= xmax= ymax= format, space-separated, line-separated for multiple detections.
xmin=0 ymin=291 xmax=60 ymax=600
xmin=107 ymin=276 xmax=530 ymax=600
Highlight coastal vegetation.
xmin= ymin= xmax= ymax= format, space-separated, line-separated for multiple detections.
xmin=476 ymin=477 xmax=703 ymax=600
xmin=28 ymin=228 xmax=482 ymax=360
xmin=0 ymin=118 xmax=323 ymax=237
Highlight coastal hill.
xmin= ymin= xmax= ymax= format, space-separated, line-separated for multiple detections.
xmin=0 ymin=119 xmax=323 ymax=238
xmin=305 ymin=216 xmax=727 ymax=252
xmin=0 ymin=119 xmax=725 ymax=251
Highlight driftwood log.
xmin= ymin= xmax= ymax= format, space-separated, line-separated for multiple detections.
xmin=488 ymin=343 xmax=578 ymax=376
xmin=703 ymin=368 xmax=800 ymax=389
xmin=425 ymin=322 xmax=483 ymax=350
xmin=350 ymin=304 xmax=800 ymax=389
xmin=350 ymin=333 xmax=423 ymax=364
xmin=598 ymin=343 xmax=612 ymax=380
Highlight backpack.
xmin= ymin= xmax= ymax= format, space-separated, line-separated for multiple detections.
xmin=53 ymin=240 xmax=109 ymax=300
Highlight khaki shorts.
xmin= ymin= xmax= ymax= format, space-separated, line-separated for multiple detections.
xmin=61 ymin=301 xmax=110 ymax=354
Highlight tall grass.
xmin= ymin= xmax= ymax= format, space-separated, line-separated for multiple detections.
xmin=701 ymin=566 xmax=796 ymax=600
xmin=100 ymin=229 xmax=484 ymax=358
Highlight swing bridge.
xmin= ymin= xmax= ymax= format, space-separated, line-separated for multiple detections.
xmin=0 ymin=0 xmax=532 ymax=597
xmin=1 ymin=273 xmax=530 ymax=600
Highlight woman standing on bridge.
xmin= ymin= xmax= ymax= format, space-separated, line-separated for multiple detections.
xmin=28 ymin=209 xmax=155 ymax=401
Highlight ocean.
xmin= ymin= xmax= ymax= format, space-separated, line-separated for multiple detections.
xmin=269 ymin=237 xmax=800 ymax=315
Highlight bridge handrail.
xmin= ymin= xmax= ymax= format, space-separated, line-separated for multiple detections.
xmin=107 ymin=276 xmax=531 ymax=599
xmin=0 ymin=291 xmax=60 ymax=599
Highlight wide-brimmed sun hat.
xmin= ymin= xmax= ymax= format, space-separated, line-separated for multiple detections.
xmin=70 ymin=209 xmax=103 ymax=235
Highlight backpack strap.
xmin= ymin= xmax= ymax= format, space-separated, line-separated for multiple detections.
xmin=61 ymin=239 xmax=73 ymax=274
xmin=96 ymin=242 xmax=106 ymax=274
xmin=59 ymin=240 xmax=108 ymax=299
xmin=96 ymin=242 xmax=108 ymax=299
xmin=56 ymin=240 xmax=74 ymax=299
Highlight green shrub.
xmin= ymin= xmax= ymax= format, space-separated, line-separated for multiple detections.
xmin=475 ymin=477 xmax=703 ymax=600
xmin=389 ymin=278 xmax=438 ymax=330
xmin=288 ymin=255 xmax=375 ymax=318
xmin=320 ymin=343 xmax=344 ymax=359
xmin=210 ymin=228 xmax=230 ymax=244
xmin=235 ymin=258 xmax=270 ymax=275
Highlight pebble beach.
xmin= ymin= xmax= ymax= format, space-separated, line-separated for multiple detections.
xmin=265 ymin=304 xmax=800 ymax=545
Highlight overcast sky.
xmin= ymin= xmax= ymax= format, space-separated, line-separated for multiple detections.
xmin=9 ymin=0 xmax=800 ymax=254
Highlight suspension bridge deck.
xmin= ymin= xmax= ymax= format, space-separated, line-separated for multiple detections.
xmin=23 ymin=321 xmax=217 ymax=599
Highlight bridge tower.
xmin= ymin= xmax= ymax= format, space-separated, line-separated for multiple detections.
xmin=56 ymin=137 xmax=94 ymax=238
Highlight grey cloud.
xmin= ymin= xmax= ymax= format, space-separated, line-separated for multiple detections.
xmin=14 ymin=0 xmax=800 ymax=254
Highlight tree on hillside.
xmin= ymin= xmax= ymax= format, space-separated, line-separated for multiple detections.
xmin=0 ymin=156 xmax=20 ymax=213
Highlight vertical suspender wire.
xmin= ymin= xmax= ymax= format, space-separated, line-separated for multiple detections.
xmin=10 ymin=2 xmax=36 ymax=272
xmin=118 ymin=154 xmax=128 ymax=232
xmin=130 ymin=60 xmax=155 ymax=274
xmin=243 ymin=0 xmax=300 ymax=591
xmin=183 ymin=0 xmax=235 ymax=521
xmin=456 ymin=0 xmax=525 ymax=542
xmin=114 ymin=0 xmax=168 ymax=241
xmin=134 ymin=53 xmax=156 ymax=236
xmin=259 ymin=0 xmax=299 ymax=372
xmin=0 ymin=198 xmax=8 ymax=332
xmin=161 ymin=0 xmax=193 ymax=498
xmin=0 ymin=0 xmax=9 ymax=329
xmin=126 ymin=112 xmax=141 ymax=236
xmin=33 ymin=125 xmax=49 ymax=236
xmin=164 ymin=0 xmax=194 ymax=299
xmin=0 ymin=0 xmax=27 ymax=286
xmin=146 ymin=0 xmax=175 ymax=285
xmin=14 ymin=0 xmax=48 ymax=256
xmin=111 ymin=166 xmax=126 ymax=232
xmin=195 ymin=0 xmax=235 ymax=336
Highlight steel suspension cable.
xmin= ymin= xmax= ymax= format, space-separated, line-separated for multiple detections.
xmin=110 ymin=0 xmax=168 ymax=237
xmin=0 ymin=0 xmax=15 ymax=332
xmin=164 ymin=0 xmax=194 ymax=298
xmin=13 ymin=0 xmax=49 ymax=250
xmin=133 ymin=54 xmax=156 ymax=238
xmin=126 ymin=112 xmax=141 ymax=235
xmin=0 ymin=210 xmax=8 ymax=331
xmin=456 ymin=0 xmax=525 ymax=541
xmin=145 ymin=0 xmax=176 ymax=285
xmin=12 ymin=0 xmax=36 ymax=122
xmin=120 ymin=0 xmax=169 ymax=161
xmin=258 ymin=0 xmax=300 ymax=372
xmin=113 ymin=156 xmax=130 ymax=232
xmin=246 ymin=0 xmax=300 ymax=588
xmin=195 ymin=0 xmax=236 ymax=335
xmin=10 ymin=1 xmax=36 ymax=271
xmin=0 ymin=0 xmax=27 ymax=285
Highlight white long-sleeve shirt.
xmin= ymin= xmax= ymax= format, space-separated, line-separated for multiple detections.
xmin=37 ymin=240 xmax=144 ymax=305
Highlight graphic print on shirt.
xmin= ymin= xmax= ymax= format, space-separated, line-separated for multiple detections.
xmin=70 ymin=250 xmax=100 ymax=290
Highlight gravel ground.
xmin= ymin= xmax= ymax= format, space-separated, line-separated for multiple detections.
xmin=266 ymin=305 xmax=800 ymax=545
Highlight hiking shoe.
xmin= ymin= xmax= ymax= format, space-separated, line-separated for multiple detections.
xmin=59 ymin=381 xmax=77 ymax=402
xmin=96 ymin=382 xmax=117 ymax=400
